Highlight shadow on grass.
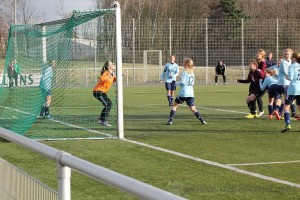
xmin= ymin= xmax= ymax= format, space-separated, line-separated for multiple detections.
xmin=0 ymin=137 xmax=11 ymax=143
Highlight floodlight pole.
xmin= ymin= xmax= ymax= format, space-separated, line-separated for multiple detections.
xmin=113 ymin=1 xmax=124 ymax=139
xmin=42 ymin=26 xmax=47 ymax=63
xmin=14 ymin=0 xmax=16 ymax=25
xmin=205 ymin=18 xmax=208 ymax=85
xmin=14 ymin=0 xmax=17 ymax=59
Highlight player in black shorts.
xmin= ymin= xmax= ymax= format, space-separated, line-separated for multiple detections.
xmin=215 ymin=60 xmax=226 ymax=85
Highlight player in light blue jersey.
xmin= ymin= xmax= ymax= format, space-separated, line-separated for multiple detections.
xmin=269 ymin=58 xmax=282 ymax=80
xmin=259 ymin=68 xmax=282 ymax=119
xmin=166 ymin=58 xmax=206 ymax=125
xmin=160 ymin=55 xmax=179 ymax=106
xmin=281 ymin=52 xmax=300 ymax=132
xmin=39 ymin=60 xmax=55 ymax=119
xmin=277 ymin=48 xmax=296 ymax=117
xmin=278 ymin=49 xmax=292 ymax=86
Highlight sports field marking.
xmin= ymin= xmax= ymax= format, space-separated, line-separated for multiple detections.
xmin=122 ymin=138 xmax=300 ymax=189
xmin=125 ymin=104 xmax=249 ymax=115
xmin=0 ymin=105 xmax=31 ymax=115
xmin=48 ymin=118 xmax=115 ymax=138
xmin=228 ymin=160 xmax=300 ymax=166
xmin=197 ymin=106 xmax=248 ymax=114
xmin=0 ymin=117 xmax=17 ymax=120
xmin=123 ymin=104 xmax=248 ymax=122
xmin=0 ymin=105 xmax=114 ymax=138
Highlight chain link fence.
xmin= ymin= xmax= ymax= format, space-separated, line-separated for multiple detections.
xmin=121 ymin=18 xmax=300 ymax=85
xmin=1 ymin=19 xmax=299 ymax=85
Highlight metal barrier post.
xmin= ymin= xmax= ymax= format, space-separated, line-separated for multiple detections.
xmin=56 ymin=151 xmax=71 ymax=200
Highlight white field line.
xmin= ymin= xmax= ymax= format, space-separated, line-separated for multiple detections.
xmin=228 ymin=160 xmax=300 ymax=166
xmin=197 ymin=106 xmax=248 ymax=114
xmin=126 ymin=104 xmax=300 ymax=168
xmin=48 ymin=118 xmax=114 ymax=138
xmin=0 ymin=105 xmax=31 ymax=115
xmin=0 ymin=105 xmax=113 ymax=138
xmin=125 ymin=104 xmax=249 ymax=115
xmin=0 ymin=117 xmax=17 ymax=120
xmin=122 ymin=138 xmax=300 ymax=189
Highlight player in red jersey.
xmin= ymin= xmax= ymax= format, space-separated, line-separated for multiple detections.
xmin=256 ymin=49 xmax=267 ymax=117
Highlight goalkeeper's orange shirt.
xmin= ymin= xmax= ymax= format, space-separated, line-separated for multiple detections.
xmin=93 ymin=71 xmax=116 ymax=93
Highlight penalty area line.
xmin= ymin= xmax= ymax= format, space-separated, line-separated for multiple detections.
xmin=228 ymin=160 xmax=300 ymax=166
xmin=126 ymin=103 xmax=249 ymax=115
xmin=122 ymin=138 xmax=300 ymax=189
xmin=197 ymin=106 xmax=248 ymax=114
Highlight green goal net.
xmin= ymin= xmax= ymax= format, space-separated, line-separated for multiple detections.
xmin=0 ymin=9 xmax=119 ymax=140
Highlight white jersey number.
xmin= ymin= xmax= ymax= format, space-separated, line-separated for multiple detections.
xmin=188 ymin=76 xmax=194 ymax=86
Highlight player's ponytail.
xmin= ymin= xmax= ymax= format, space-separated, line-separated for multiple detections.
xmin=101 ymin=61 xmax=110 ymax=75
xmin=183 ymin=58 xmax=194 ymax=72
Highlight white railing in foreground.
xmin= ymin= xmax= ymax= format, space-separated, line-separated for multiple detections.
xmin=0 ymin=127 xmax=187 ymax=200
xmin=0 ymin=157 xmax=58 ymax=200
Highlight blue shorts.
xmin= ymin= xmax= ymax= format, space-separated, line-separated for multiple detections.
xmin=165 ymin=82 xmax=176 ymax=91
xmin=278 ymin=85 xmax=288 ymax=96
xmin=175 ymin=96 xmax=195 ymax=107
xmin=285 ymin=95 xmax=300 ymax=105
xmin=268 ymin=84 xmax=282 ymax=99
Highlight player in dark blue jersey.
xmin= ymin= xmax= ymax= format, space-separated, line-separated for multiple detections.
xmin=266 ymin=52 xmax=276 ymax=68
xmin=215 ymin=60 xmax=226 ymax=85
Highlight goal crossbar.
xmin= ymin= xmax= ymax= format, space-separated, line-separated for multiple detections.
xmin=143 ymin=50 xmax=162 ymax=82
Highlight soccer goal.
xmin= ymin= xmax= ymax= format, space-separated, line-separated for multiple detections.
xmin=143 ymin=50 xmax=162 ymax=82
xmin=0 ymin=3 xmax=124 ymax=140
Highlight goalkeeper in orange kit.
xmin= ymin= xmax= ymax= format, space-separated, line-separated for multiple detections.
xmin=93 ymin=61 xmax=116 ymax=127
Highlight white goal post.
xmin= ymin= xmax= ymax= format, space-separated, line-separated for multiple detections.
xmin=143 ymin=50 xmax=162 ymax=82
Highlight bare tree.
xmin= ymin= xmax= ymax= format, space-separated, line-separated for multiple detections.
xmin=56 ymin=0 xmax=72 ymax=19
xmin=0 ymin=0 xmax=15 ymax=58
xmin=237 ymin=0 xmax=300 ymax=19
xmin=0 ymin=0 xmax=43 ymax=57
xmin=0 ymin=0 xmax=15 ymax=26
xmin=92 ymin=0 xmax=113 ymax=9
xmin=18 ymin=0 xmax=41 ymax=24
